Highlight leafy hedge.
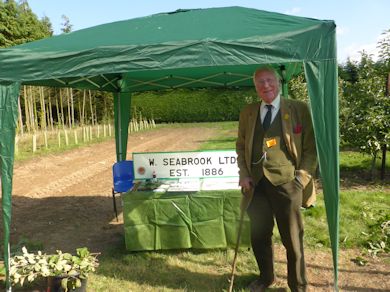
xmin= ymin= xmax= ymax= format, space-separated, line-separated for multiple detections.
xmin=131 ymin=88 xmax=258 ymax=123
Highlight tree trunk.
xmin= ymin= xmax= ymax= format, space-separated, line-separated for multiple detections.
xmin=82 ymin=90 xmax=86 ymax=126
xmin=55 ymin=95 xmax=60 ymax=130
xmin=103 ymin=95 xmax=108 ymax=123
xmin=59 ymin=88 xmax=65 ymax=128
xmin=31 ymin=86 xmax=38 ymax=132
xmin=381 ymin=72 xmax=389 ymax=180
xmin=17 ymin=94 xmax=24 ymax=136
xmin=94 ymin=101 xmax=97 ymax=126
xmin=39 ymin=87 xmax=48 ymax=149
xmin=23 ymin=86 xmax=31 ymax=133
xmin=381 ymin=144 xmax=387 ymax=180
xmin=29 ymin=86 xmax=36 ymax=133
xmin=39 ymin=87 xmax=47 ymax=130
xmin=78 ymin=96 xmax=82 ymax=126
xmin=89 ymin=90 xmax=94 ymax=126
xmin=67 ymin=88 xmax=72 ymax=128
xmin=70 ymin=87 xmax=75 ymax=127
xmin=48 ymin=92 xmax=54 ymax=131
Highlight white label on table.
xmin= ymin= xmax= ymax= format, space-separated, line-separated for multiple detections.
xmin=132 ymin=150 xmax=239 ymax=180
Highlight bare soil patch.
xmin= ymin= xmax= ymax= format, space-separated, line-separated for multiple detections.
xmin=5 ymin=126 xmax=390 ymax=291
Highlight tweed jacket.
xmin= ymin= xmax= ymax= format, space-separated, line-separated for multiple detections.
xmin=236 ymin=98 xmax=317 ymax=208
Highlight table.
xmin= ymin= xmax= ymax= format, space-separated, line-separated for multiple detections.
xmin=121 ymin=189 xmax=251 ymax=251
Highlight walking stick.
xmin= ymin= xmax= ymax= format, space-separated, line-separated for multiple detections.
xmin=228 ymin=207 xmax=245 ymax=292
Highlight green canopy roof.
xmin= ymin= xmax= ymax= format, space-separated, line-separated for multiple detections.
xmin=0 ymin=7 xmax=335 ymax=91
xmin=0 ymin=6 xmax=339 ymax=291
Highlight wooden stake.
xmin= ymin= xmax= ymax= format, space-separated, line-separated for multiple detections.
xmin=32 ymin=133 xmax=37 ymax=152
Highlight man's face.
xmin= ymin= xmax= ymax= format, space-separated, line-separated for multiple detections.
xmin=254 ymin=70 xmax=280 ymax=104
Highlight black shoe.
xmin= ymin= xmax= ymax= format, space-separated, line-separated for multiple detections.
xmin=247 ymin=278 xmax=275 ymax=292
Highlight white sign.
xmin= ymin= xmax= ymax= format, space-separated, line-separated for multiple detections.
xmin=132 ymin=150 xmax=239 ymax=180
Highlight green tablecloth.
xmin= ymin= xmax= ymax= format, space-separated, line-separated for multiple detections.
xmin=122 ymin=190 xmax=251 ymax=251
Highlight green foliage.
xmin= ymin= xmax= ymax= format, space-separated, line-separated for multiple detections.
xmin=288 ymin=73 xmax=309 ymax=102
xmin=340 ymin=53 xmax=390 ymax=160
xmin=60 ymin=15 xmax=73 ymax=33
xmin=363 ymin=212 xmax=390 ymax=256
xmin=378 ymin=29 xmax=390 ymax=69
xmin=350 ymin=256 xmax=368 ymax=266
xmin=0 ymin=0 xmax=52 ymax=48
xmin=0 ymin=264 xmax=4 ymax=280
xmin=131 ymin=88 xmax=257 ymax=123
xmin=10 ymin=248 xmax=49 ymax=286
xmin=10 ymin=247 xmax=98 ymax=291
xmin=336 ymin=32 xmax=390 ymax=178
xmin=339 ymin=59 xmax=359 ymax=83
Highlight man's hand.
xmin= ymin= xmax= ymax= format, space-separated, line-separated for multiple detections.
xmin=239 ymin=177 xmax=254 ymax=195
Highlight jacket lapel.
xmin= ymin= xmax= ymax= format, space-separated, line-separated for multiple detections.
xmin=280 ymin=98 xmax=298 ymax=163
xmin=246 ymin=103 xmax=260 ymax=171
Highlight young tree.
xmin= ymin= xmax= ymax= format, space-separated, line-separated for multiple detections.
xmin=61 ymin=15 xmax=73 ymax=33
xmin=378 ymin=29 xmax=390 ymax=68
xmin=341 ymin=52 xmax=390 ymax=179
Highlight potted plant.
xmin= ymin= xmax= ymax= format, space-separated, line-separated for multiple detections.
xmin=9 ymin=246 xmax=99 ymax=291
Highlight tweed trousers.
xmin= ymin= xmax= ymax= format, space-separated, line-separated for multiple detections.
xmin=247 ymin=176 xmax=307 ymax=292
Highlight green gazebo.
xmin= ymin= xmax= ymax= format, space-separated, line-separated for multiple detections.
xmin=0 ymin=6 xmax=339 ymax=290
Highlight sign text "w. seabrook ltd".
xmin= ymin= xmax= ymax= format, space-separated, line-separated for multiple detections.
xmin=132 ymin=150 xmax=239 ymax=179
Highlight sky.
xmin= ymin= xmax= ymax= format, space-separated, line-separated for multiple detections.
xmin=27 ymin=0 xmax=390 ymax=64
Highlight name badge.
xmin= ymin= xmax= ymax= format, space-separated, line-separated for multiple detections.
xmin=266 ymin=138 xmax=277 ymax=148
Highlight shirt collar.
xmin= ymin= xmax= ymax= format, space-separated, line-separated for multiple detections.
xmin=260 ymin=94 xmax=281 ymax=111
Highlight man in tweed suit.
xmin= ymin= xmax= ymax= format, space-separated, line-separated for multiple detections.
xmin=236 ymin=66 xmax=317 ymax=292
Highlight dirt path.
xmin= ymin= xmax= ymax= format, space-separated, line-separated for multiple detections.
xmin=6 ymin=126 xmax=390 ymax=291
xmin=10 ymin=127 xmax=217 ymax=253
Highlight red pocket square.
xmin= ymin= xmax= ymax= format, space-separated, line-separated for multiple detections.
xmin=293 ymin=124 xmax=302 ymax=134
